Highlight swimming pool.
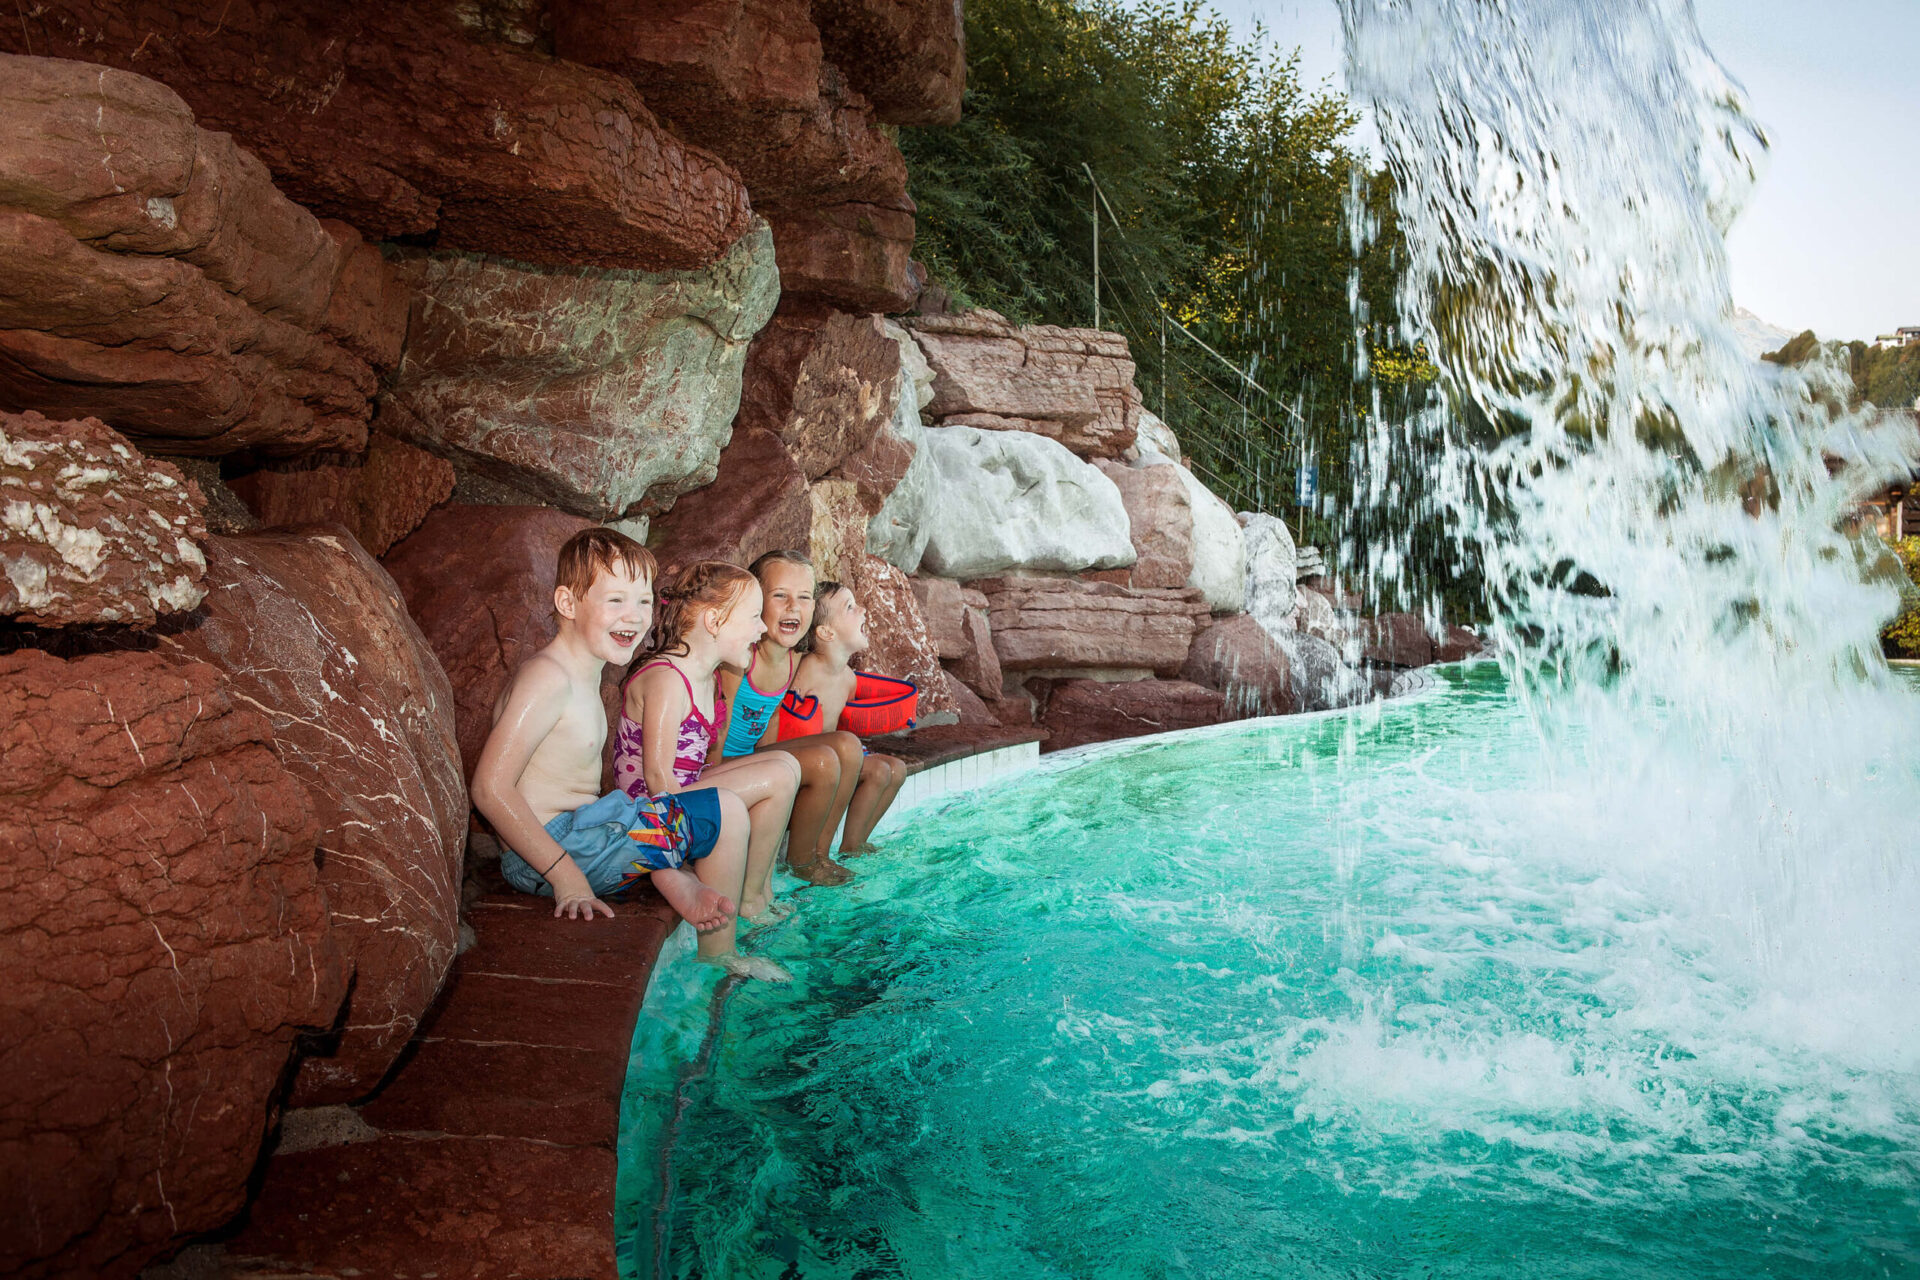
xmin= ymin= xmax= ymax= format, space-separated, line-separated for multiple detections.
xmin=617 ymin=663 xmax=1920 ymax=1278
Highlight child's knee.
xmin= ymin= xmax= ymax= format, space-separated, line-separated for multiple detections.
xmin=828 ymin=730 xmax=862 ymax=768
xmin=776 ymin=752 xmax=804 ymax=790
xmin=718 ymin=788 xmax=750 ymax=835
xmin=800 ymin=741 xmax=841 ymax=786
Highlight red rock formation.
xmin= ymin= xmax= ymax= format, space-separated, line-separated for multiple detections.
xmin=1181 ymin=614 xmax=1298 ymax=718
xmin=812 ymin=0 xmax=966 ymax=126
xmin=910 ymin=576 xmax=968 ymax=659
xmin=769 ymin=203 xmax=921 ymax=314
xmin=1361 ymin=612 xmax=1436 ymax=668
xmin=1039 ymin=678 xmax=1227 ymax=751
xmin=1095 ymin=458 xmax=1195 ymax=589
xmin=0 ymin=412 xmax=208 ymax=626
xmin=383 ymin=505 xmax=609 ymax=782
xmin=849 ymin=555 xmax=958 ymax=715
xmin=738 ymin=305 xmax=903 ymax=481
xmin=808 ymin=478 xmax=871 ymax=583
xmin=0 ymin=56 xmax=404 ymax=456
xmin=976 ymin=576 xmax=1202 ymax=676
xmin=0 ymin=6 xmax=753 ymax=273
xmin=384 ymin=224 xmax=779 ymax=521
xmin=946 ymin=589 xmax=1004 ymax=701
xmin=150 ymin=530 xmax=466 ymax=1105
xmin=1433 ymin=625 xmax=1484 ymax=663
xmin=649 ymin=429 xmax=812 ymax=571
xmin=909 ymin=312 xmax=1141 ymax=457
xmin=228 ymin=434 xmax=455 ymax=558
xmin=550 ymin=0 xmax=919 ymax=310
xmin=0 ymin=648 xmax=345 ymax=1279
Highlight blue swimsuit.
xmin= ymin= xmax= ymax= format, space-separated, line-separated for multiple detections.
xmin=721 ymin=649 xmax=795 ymax=758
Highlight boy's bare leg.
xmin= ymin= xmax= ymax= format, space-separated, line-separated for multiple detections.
xmin=678 ymin=789 xmax=790 ymax=981
xmin=761 ymin=734 xmax=860 ymax=886
xmin=698 ymin=755 xmax=802 ymax=920
xmin=841 ymin=754 xmax=908 ymax=853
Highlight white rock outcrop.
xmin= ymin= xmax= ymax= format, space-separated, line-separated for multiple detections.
xmin=866 ymin=321 xmax=936 ymax=572
xmin=1135 ymin=409 xmax=1182 ymax=462
xmin=918 ymin=426 xmax=1135 ymax=579
xmin=1240 ymin=511 xmax=1297 ymax=635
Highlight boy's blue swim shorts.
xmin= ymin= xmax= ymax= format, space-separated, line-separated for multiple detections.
xmin=500 ymin=786 xmax=725 ymax=897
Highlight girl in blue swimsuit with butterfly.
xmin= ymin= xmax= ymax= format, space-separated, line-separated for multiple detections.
xmin=715 ymin=550 xmax=865 ymax=887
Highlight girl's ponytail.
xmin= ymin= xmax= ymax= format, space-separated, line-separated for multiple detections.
xmin=637 ymin=560 xmax=757 ymax=664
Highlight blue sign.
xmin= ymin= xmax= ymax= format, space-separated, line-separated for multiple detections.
xmin=1295 ymin=465 xmax=1319 ymax=506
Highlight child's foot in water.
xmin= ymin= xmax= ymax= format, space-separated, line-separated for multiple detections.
xmin=698 ymin=952 xmax=792 ymax=982
xmin=743 ymin=898 xmax=795 ymax=926
xmin=788 ymin=853 xmax=854 ymax=886
xmin=838 ymin=841 xmax=879 ymax=858
xmin=651 ymin=866 xmax=735 ymax=933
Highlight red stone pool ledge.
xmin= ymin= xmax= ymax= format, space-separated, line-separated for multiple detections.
xmin=167 ymin=727 xmax=1042 ymax=1280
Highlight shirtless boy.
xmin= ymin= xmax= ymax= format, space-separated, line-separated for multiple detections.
xmin=470 ymin=528 xmax=785 ymax=981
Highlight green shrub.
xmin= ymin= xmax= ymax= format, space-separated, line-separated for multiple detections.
xmin=1882 ymin=536 xmax=1920 ymax=656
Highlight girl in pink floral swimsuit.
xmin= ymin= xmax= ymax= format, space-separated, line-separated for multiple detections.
xmin=617 ymin=561 xmax=802 ymax=924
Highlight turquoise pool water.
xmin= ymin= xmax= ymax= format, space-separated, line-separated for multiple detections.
xmin=618 ymin=665 xmax=1920 ymax=1278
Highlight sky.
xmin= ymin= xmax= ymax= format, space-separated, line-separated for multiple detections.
xmin=1199 ymin=0 xmax=1920 ymax=343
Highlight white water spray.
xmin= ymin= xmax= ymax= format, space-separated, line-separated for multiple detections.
xmin=1339 ymin=0 xmax=1920 ymax=1067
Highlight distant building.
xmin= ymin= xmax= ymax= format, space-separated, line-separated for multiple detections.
xmin=1877 ymin=326 xmax=1920 ymax=347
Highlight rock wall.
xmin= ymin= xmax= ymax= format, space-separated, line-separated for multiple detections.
xmin=0 ymin=649 xmax=345 ymax=1279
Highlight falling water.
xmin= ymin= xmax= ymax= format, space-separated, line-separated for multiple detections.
xmin=1339 ymin=0 xmax=1920 ymax=1067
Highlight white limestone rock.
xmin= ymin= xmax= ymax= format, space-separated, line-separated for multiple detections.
xmin=865 ymin=326 xmax=936 ymax=571
xmin=918 ymin=426 xmax=1135 ymax=579
xmin=1240 ymin=511 xmax=1297 ymax=633
xmin=1135 ymin=409 xmax=1181 ymax=462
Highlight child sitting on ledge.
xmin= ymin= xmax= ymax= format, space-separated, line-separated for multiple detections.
xmin=618 ymin=560 xmax=803 ymax=929
xmin=469 ymin=529 xmax=786 ymax=982
xmin=715 ymin=549 xmax=866 ymax=887
xmin=789 ymin=581 xmax=909 ymax=855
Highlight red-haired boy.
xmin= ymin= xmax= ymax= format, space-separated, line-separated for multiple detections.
xmin=470 ymin=528 xmax=786 ymax=980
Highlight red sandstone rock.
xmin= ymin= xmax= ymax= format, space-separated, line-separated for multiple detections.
xmin=1039 ymin=678 xmax=1227 ymax=751
xmin=0 ymin=7 xmax=752 ymax=272
xmin=0 ymin=648 xmax=345 ymax=1278
xmin=1433 ymin=624 xmax=1485 ymax=663
xmin=1362 ymin=612 xmax=1437 ymax=668
xmin=977 ymin=576 xmax=1202 ymax=676
xmin=807 ymin=478 xmax=870 ymax=584
xmin=911 ymin=576 xmax=968 ymax=659
xmin=228 ymin=434 xmax=455 ymax=558
xmin=813 ymin=0 xmax=967 ymax=126
xmin=649 ymin=429 xmax=812 ymax=571
xmin=768 ymin=203 xmax=921 ymax=313
xmin=946 ymin=673 xmax=996 ymax=725
xmin=382 ymin=506 xmax=604 ymax=783
xmin=0 ymin=57 xmax=405 ymax=456
xmin=384 ymin=225 xmax=779 ymax=521
xmin=946 ymin=597 xmax=1004 ymax=700
xmin=849 ymin=555 xmax=958 ymax=716
xmin=0 ymin=412 xmax=208 ymax=627
xmin=151 ymin=530 xmax=466 ymax=1105
xmin=1181 ymin=614 xmax=1298 ymax=718
xmin=1094 ymin=458 xmax=1195 ymax=589
xmin=738 ymin=305 xmax=902 ymax=480
xmin=908 ymin=312 xmax=1141 ymax=457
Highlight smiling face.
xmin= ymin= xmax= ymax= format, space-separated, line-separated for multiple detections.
xmin=819 ymin=587 xmax=869 ymax=657
xmin=759 ymin=560 xmax=816 ymax=651
xmin=559 ymin=562 xmax=653 ymax=665
xmin=711 ymin=580 xmax=767 ymax=668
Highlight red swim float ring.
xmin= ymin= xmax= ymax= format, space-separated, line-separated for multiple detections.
xmin=776 ymin=671 xmax=918 ymax=740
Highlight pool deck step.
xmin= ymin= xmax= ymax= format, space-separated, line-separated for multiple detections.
xmin=168 ymin=727 xmax=1042 ymax=1280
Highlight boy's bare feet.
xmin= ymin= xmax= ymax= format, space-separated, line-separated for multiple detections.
xmin=743 ymin=898 xmax=795 ymax=926
xmin=787 ymin=853 xmax=854 ymax=886
xmin=651 ymin=866 xmax=735 ymax=933
xmin=698 ymin=952 xmax=793 ymax=982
